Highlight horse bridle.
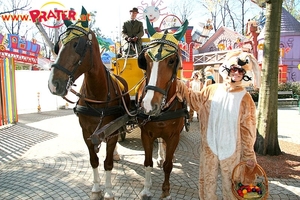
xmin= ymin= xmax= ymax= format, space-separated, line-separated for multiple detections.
xmin=143 ymin=33 xmax=180 ymax=109
xmin=52 ymin=25 xmax=93 ymax=91
xmin=137 ymin=37 xmax=189 ymax=126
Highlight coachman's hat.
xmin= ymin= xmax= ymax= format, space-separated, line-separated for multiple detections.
xmin=130 ymin=7 xmax=139 ymax=13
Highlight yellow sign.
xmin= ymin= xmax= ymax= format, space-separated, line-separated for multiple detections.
xmin=218 ymin=43 xmax=225 ymax=50
xmin=298 ymin=63 xmax=300 ymax=70
xmin=258 ymin=43 xmax=264 ymax=50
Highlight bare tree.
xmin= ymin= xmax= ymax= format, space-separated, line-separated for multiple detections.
xmin=254 ymin=0 xmax=283 ymax=156
xmin=283 ymin=0 xmax=300 ymax=20
xmin=199 ymin=0 xmax=223 ymax=32
xmin=168 ymin=0 xmax=198 ymax=23
xmin=229 ymin=0 xmax=249 ymax=34
xmin=197 ymin=0 xmax=261 ymax=34
xmin=0 ymin=0 xmax=31 ymax=15
xmin=0 ymin=0 xmax=31 ymax=35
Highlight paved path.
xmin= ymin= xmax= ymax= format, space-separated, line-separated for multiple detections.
xmin=0 ymin=107 xmax=299 ymax=199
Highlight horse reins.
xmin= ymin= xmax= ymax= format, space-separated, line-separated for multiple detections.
xmin=52 ymin=25 xmax=140 ymax=117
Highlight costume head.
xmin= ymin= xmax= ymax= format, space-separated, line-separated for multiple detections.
xmin=219 ymin=51 xmax=261 ymax=88
xmin=191 ymin=70 xmax=200 ymax=80
xmin=204 ymin=66 xmax=214 ymax=80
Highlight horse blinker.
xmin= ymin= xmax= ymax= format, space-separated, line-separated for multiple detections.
xmin=138 ymin=50 xmax=147 ymax=70
xmin=75 ymin=37 xmax=87 ymax=57
xmin=54 ymin=37 xmax=86 ymax=56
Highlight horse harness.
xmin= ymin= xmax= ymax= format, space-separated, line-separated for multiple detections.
xmin=52 ymin=24 xmax=189 ymax=144
xmin=136 ymin=30 xmax=190 ymax=129
xmin=52 ymin=23 xmax=129 ymax=132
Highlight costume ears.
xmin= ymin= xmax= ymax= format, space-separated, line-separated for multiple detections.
xmin=247 ymin=53 xmax=261 ymax=88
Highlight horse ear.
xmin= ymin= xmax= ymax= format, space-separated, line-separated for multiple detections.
xmin=173 ymin=20 xmax=189 ymax=41
xmin=80 ymin=6 xmax=89 ymax=28
xmin=64 ymin=20 xmax=73 ymax=27
xmin=146 ymin=16 xmax=156 ymax=37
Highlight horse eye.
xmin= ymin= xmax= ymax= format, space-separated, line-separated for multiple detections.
xmin=168 ymin=59 xmax=175 ymax=65
xmin=73 ymin=42 xmax=78 ymax=48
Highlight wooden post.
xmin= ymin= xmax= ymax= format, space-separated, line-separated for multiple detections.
xmin=37 ymin=92 xmax=41 ymax=112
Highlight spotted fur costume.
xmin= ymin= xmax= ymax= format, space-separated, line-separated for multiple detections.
xmin=189 ymin=51 xmax=261 ymax=200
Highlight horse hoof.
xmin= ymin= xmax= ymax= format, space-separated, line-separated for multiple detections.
xmin=160 ymin=195 xmax=172 ymax=200
xmin=113 ymin=154 xmax=120 ymax=161
xmin=141 ymin=195 xmax=152 ymax=200
xmin=104 ymin=197 xmax=115 ymax=200
xmin=172 ymin=156 xmax=176 ymax=163
xmin=90 ymin=191 xmax=103 ymax=200
xmin=140 ymin=189 xmax=153 ymax=200
xmin=157 ymin=159 xmax=164 ymax=168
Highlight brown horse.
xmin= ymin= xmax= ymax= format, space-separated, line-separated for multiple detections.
xmin=48 ymin=7 xmax=130 ymax=200
xmin=136 ymin=17 xmax=190 ymax=199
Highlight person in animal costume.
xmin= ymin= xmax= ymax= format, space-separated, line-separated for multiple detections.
xmin=189 ymin=70 xmax=203 ymax=121
xmin=203 ymin=66 xmax=215 ymax=88
xmin=189 ymin=51 xmax=261 ymax=200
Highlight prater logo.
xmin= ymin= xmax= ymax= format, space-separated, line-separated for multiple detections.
xmin=0 ymin=1 xmax=90 ymax=29
xmin=29 ymin=2 xmax=90 ymax=28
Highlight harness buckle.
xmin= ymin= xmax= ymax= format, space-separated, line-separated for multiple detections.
xmin=141 ymin=115 xmax=151 ymax=126
xmin=161 ymin=96 xmax=166 ymax=109
xmin=66 ymin=76 xmax=74 ymax=90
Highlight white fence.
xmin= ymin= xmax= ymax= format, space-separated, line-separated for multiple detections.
xmin=15 ymin=70 xmax=83 ymax=114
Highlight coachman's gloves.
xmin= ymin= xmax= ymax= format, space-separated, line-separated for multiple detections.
xmin=125 ymin=37 xmax=138 ymax=42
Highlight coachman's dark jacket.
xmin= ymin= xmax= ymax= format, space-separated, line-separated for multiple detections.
xmin=122 ymin=19 xmax=144 ymax=54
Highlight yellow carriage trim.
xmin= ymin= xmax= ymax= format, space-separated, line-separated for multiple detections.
xmin=111 ymin=58 xmax=145 ymax=96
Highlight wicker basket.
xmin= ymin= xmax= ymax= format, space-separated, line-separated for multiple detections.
xmin=231 ymin=162 xmax=269 ymax=200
